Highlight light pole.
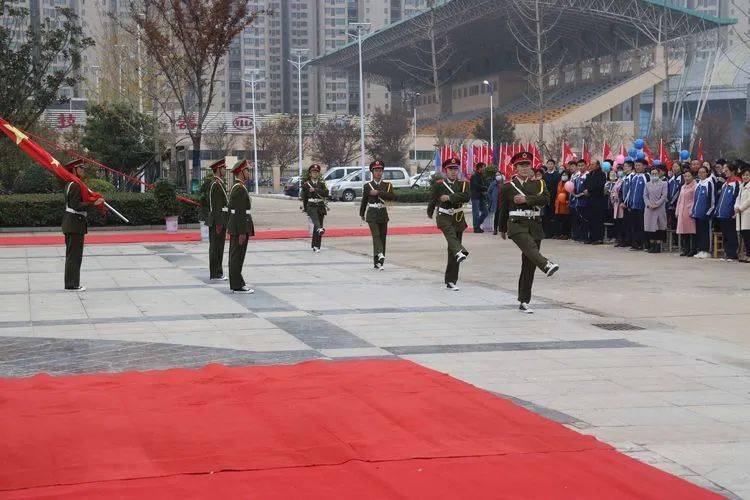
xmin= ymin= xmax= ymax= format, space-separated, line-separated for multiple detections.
xmin=412 ymin=92 xmax=420 ymax=164
xmin=349 ymin=23 xmax=370 ymax=179
xmin=289 ymin=48 xmax=309 ymax=187
xmin=243 ymin=68 xmax=264 ymax=194
xmin=483 ymin=80 xmax=494 ymax=151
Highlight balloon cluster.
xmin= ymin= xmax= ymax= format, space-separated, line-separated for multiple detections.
xmin=625 ymin=138 xmax=649 ymax=163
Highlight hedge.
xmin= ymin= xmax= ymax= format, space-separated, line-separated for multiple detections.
xmin=393 ymin=187 xmax=431 ymax=203
xmin=0 ymin=192 xmax=202 ymax=227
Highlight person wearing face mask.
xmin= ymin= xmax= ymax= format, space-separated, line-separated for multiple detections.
xmin=554 ymin=167 xmax=572 ymax=239
xmin=644 ymin=165 xmax=668 ymax=253
xmin=666 ymin=163 xmax=683 ymax=231
xmin=676 ymin=170 xmax=698 ymax=256
xmin=734 ymin=163 xmax=750 ymax=262
xmin=487 ymin=170 xmax=504 ymax=235
xmin=571 ymin=159 xmax=589 ymax=242
xmin=691 ymin=166 xmax=715 ymax=259
xmin=618 ymin=160 xmax=635 ymax=248
xmin=625 ymin=159 xmax=649 ymax=250
xmin=542 ymin=159 xmax=561 ymax=238
xmin=610 ymin=166 xmax=626 ymax=245
xmin=716 ymin=162 xmax=741 ymax=261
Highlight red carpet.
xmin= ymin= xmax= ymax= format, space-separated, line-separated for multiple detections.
xmin=0 ymin=225 xmax=444 ymax=246
xmin=0 ymin=360 xmax=718 ymax=499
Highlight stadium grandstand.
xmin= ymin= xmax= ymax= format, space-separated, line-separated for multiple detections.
xmin=310 ymin=0 xmax=734 ymax=152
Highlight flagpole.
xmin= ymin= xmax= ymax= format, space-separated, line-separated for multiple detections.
xmin=103 ymin=202 xmax=130 ymax=223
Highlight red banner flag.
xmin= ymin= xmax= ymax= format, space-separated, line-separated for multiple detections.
xmin=562 ymin=142 xmax=576 ymax=164
xmin=602 ymin=140 xmax=612 ymax=160
xmin=582 ymin=140 xmax=591 ymax=164
xmin=643 ymin=142 xmax=655 ymax=165
xmin=619 ymin=143 xmax=627 ymax=157
xmin=696 ymin=138 xmax=704 ymax=162
xmin=658 ymin=139 xmax=673 ymax=169
xmin=0 ymin=117 xmax=104 ymax=212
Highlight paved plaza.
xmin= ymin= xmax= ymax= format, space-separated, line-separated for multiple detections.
xmin=1 ymin=212 xmax=749 ymax=497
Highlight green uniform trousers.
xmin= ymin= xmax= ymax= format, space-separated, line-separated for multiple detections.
xmin=368 ymin=221 xmax=388 ymax=265
xmin=228 ymin=234 xmax=249 ymax=291
xmin=442 ymin=226 xmax=465 ymax=285
xmin=510 ymin=232 xmax=548 ymax=303
xmin=209 ymin=224 xmax=227 ymax=279
xmin=309 ymin=211 xmax=325 ymax=248
xmin=64 ymin=233 xmax=85 ymax=289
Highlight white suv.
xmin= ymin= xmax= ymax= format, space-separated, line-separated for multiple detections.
xmin=329 ymin=167 xmax=411 ymax=201
xmin=322 ymin=166 xmax=361 ymax=183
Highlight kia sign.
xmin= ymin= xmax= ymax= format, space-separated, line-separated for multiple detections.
xmin=233 ymin=116 xmax=254 ymax=131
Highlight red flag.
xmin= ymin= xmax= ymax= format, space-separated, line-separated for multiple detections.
xmin=602 ymin=140 xmax=612 ymax=160
xmin=582 ymin=140 xmax=591 ymax=164
xmin=658 ymin=139 xmax=672 ymax=168
xmin=460 ymin=145 xmax=469 ymax=178
xmin=696 ymin=138 xmax=704 ymax=161
xmin=619 ymin=143 xmax=627 ymax=157
xmin=643 ymin=142 xmax=655 ymax=165
xmin=0 ymin=117 xmax=104 ymax=211
xmin=562 ymin=142 xmax=575 ymax=164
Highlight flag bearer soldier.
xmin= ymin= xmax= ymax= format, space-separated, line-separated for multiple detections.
xmin=360 ymin=160 xmax=395 ymax=269
xmin=61 ymin=159 xmax=104 ymax=291
xmin=499 ymin=152 xmax=560 ymax=314
xmin=301 ymin=164 xmax=328 ymax=252
xmin=227 ymin=160 xmax=255 ymax=293
xmin=427 ymin=157 xmax=470 ymax=291
xmin=206 ymin=158 xmax=229 ymax=281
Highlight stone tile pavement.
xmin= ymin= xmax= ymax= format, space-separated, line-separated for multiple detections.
xmin=0 ymin=239 xmax=748 ymax=498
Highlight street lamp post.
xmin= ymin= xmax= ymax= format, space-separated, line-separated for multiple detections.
xmin=289 ymin=49 xmax=309 ymax=187
xmin=349 ymin=23 xmax=370 ymax=179
xmin=483 ymin=80 xmax=494 ymax=151
xmin=243 ymin=69 xmax=264 ymax=194
xmin=412 ymin=92 xmax=420 ymax=164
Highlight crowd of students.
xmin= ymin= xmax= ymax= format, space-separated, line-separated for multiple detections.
xmin=480 ymin=157 xmax=750 ymax=262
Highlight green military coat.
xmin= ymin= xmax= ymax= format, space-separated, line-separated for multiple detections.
xmin=205 ymin=178 xmax=229 ymax=227
xmin=359 ymin=180 xmax=395 ymax=223
xmin=227 ymin=181 xmax=255 ymax=236
xmin=427 ymin=178 xmax=470 ymax=231
xmin=301 ymin=179 xmax=328 ymax=216
xmin=498 ymin=177 xmax=550 ymax=240
xmin=61 ymin=182 xmax=89 ymax=234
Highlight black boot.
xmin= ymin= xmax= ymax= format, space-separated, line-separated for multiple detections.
xmin=647 ymin=242 xmax=656 ymax=253
xmin=654 ymin=242 xmax=662 ymax=254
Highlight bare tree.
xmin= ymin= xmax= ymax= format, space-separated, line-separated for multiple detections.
xmin=507 ymin=0 xmax=566 ymax=144
xmin=581 ymin=121 xmax=629 ymax=159
xmin=695 ymin=114 xmax=732 ymax=160
xmin=366 ymin=106 xmax=411 ymax=166
xmin=124 ymin=0 xmax=267 ymax=181
xmin=435 ymin=122 xmax=470 ymax=148
xmin=252 ymin=116 xmax=299 ymax=178
xmin=388 ymin=0 xmax=463 ymax=114
xmin=204 ymin=122 xmax=236 ymax=159
xmin=310 ymin=117 xmax=359 ymax=168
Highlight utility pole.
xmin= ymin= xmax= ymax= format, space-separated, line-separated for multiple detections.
xmin=289 ymin=48 xmax=309 ymax=187
xmin=243 ymin=68 xmax=264 ymax=194
xmin=349 ymin=23 xmax=371 ymax=179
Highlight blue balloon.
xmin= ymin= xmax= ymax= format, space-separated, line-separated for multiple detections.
xmin=680 ymin=150 xmax=690 ymax=161
xmin=602 ymin=161 xmax=612 ymax=172
xmin=653 ymin=159 xmax=662 ymax=166
xmin=634 ymin=139 xmax=645 ymax=150
xmin=636 ymin=151 xmax=646 ymax=160
xmin=628 ymin=148 xmax=637 ymax=158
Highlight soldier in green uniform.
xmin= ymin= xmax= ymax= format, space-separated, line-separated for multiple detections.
xmin=301 ymin=164 xmax=328 ymax=252
xmin=499 ymin=151 xmax=560 ymax=313
xmin=205 ymin=158 xmax=229 ymax=281
xmin=360 ymin=160 xmax=395 ymax=269
xmin=427 ymin=157 xmax=470 ymax=291
xmin=61 ymin=159 xmax=104 ymax=291
xmin=227 ymin=160 xmax=255 ymax=293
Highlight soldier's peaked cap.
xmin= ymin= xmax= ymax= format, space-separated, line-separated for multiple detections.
xmin=63 ymin=159 xmax=85 ymax=171
xmin=308 ymin=164 xmax=321 ymax=172
xmin=369 ymin=160 xmax=384 ymax=170
xmin=232 ymin=159 xmax=249 ymax=175
xmin=208 ymin=158 xmax=226 ymax=171
xmin=510 ymin=151 xmax=533 ymax=166
xmin=442 ymin=157 xmax=460 ymax=169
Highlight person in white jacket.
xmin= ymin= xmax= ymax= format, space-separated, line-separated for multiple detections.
xmin=735 ymin=165 xmax=750 ymax=262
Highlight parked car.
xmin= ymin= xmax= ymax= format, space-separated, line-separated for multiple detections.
xmin=329 ymin=167 xmax=411 ymax=202
xmin=284 ymin=176 xmax=301 ymax=197
xmin=409 ymin=171 xmax=435 ymax=189
xmin=322 ymin=166 xmax=361 ymax=184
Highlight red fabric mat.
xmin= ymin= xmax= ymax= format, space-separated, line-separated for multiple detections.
xmin=0 ymin=226 xmax=444 ymax=246
xmin=0 ymin=360 xmax=718 ymax=499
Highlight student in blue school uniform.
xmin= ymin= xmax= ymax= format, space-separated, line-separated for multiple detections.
xmin=617 ymin=160 xmax=635 ymax=248
xmin=691 ymin=165 xmax=716 ymax=260
xmin=715 ymin=162 xmax=742 ymax=261
xmin=624 ymin=158 xmax=649 ymax=250
xmin=666 ymin=163 xmax=683 ymax=230
xmin=572 ymin=159 xmax=589 ymax=242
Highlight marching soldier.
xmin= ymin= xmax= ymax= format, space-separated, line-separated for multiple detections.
xmin=227 ymin=160 xmax=255 ymax=294
xmin=499 ymin=152 xmax=560 ymax=314
xmin=301 ymin=164 xmax=328 ymax=252
xmin=61 ymin=159 xmax=104 ymax=291
xmin=205 ymin=158 xmax=228 ymax=281
xmin=427 ymin=157 xmax=470 ymax=291
xmin=360 ymin=160 xmax=395 ymax=269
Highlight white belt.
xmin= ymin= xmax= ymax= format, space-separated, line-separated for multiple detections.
xmin=230 ymin=209 xmax=251 ymax=215
xmin=510 ymin=210 xmax=541 ymax=218
xmin=308 ymin=198 xmax=323 ymax=203
xmin=368 ymin=203 xmax=386 ymax=209
xmin=438 ymin=207 xmax=459 ymax=215
xmin=221 ymin=207 xmax=228 ymax=212
xmin=65 ymin=207 xmax=87 ymax=217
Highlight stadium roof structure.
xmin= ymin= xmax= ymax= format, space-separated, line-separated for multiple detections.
xmin=310 ymin=0 xmax=735 ymax=87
